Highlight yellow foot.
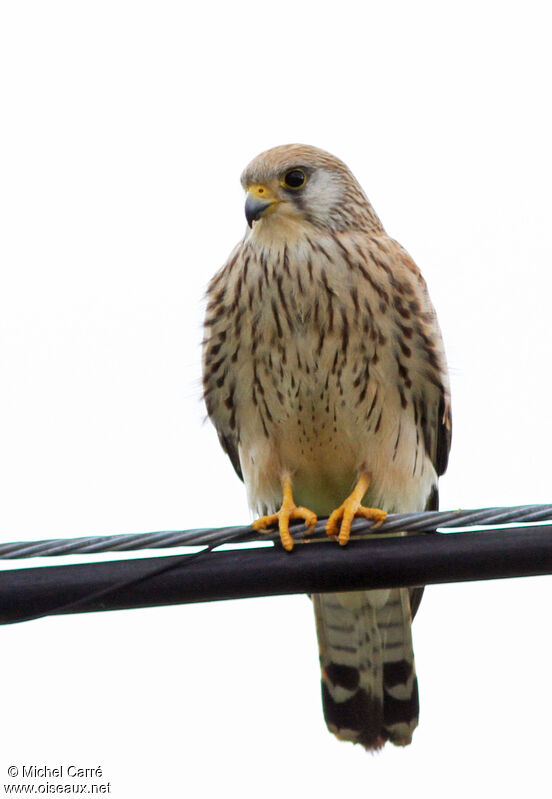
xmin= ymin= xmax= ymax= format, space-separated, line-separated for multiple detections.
xmin=326 ymin=473 xmax=386 ymax=546
xmin=252 ymin=476 xmax=317 ymax=551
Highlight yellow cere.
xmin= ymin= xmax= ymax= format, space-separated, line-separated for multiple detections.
xmin=247 ymin=183 xmax=279 ymax=203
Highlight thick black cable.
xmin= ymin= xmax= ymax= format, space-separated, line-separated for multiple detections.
xmin=0 ymin=527 xmax=251 ymax=625
xmin=1 ymin=523 xmax=551 ymax=626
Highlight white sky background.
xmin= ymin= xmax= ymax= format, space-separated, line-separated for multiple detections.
xmin=1 ymin=1 xmax=551 ymax=797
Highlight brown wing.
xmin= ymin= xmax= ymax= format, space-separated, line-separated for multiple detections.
xmin=434 ymin=390 xmax=452 ymax=477
xmin=410 ymin=389 xmax=452 ymax=619
xmin=216 ymin=429 xmax=243 ymax=482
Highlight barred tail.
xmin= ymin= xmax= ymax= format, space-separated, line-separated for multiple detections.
xmin=312 ymin=587 xmax=419 ymax=749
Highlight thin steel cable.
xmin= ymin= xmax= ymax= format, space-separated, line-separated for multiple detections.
xmin=1 ymin=504 xmax=551 ymax=560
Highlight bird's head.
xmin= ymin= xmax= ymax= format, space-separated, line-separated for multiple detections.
xmin=240 ymin=144 xmax=382 ymax=236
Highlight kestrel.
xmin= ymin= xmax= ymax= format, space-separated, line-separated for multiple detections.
xmin=202 ymin=144 xmax=451 ymax=749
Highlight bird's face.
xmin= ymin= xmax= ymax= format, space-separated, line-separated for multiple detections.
xmin=242 ymin=161 xmax=343 ymax=231
xmin=243 ymin=167 xmax=309 ymax=228
xmin=240 ymin=144 xmax=379 ymax=236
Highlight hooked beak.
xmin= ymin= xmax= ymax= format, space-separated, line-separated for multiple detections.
xmin=245 ymin=194 xmax=273 ymax=227
xmin=244 ymin=184 xmax=279 ymax=227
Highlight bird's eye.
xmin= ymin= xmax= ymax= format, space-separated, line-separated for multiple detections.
xmin=282 ymin=169 xmax=307 ymax=190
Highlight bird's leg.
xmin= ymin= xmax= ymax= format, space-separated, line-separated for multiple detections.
xmin=252 ymin=475 xmax=317 ymax=552
xmin=326 ymin=473 xmax=386 ymax=546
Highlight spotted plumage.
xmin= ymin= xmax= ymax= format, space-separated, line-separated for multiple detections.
xmin=202 ymin=144 xmax=451 ymax=748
